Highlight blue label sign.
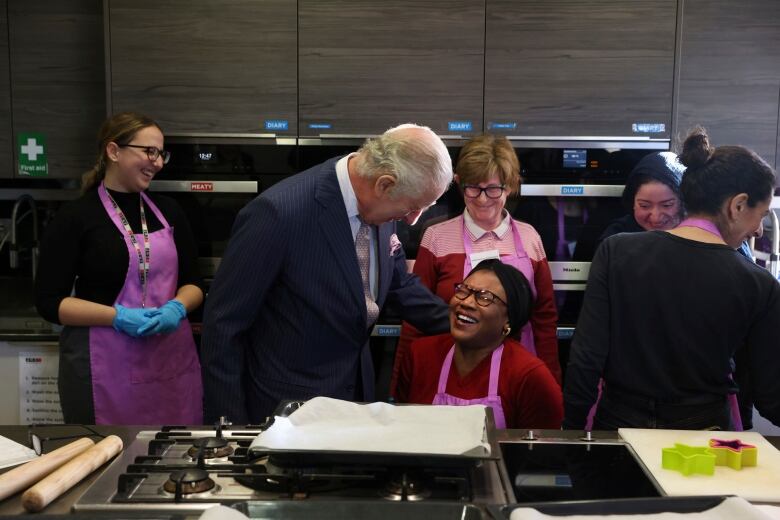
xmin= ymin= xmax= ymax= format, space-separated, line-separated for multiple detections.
xmin=557 ymin=329 xmax=575 ymax=340
xmin=448 ymin=121 xmax=473 ymax=132
xmin=375 ymin=326 xmax=400 ymax=337
xmin=264 ymin=119 xmax=289 ymax=131
xmin=561 ymin=186 xmax=584 ymax=195
xmin=308 ymin=123 xmax=332 ymax=130
xmin=488 ymin=122 xmax=517 ymax=130
xmin=632 ymin=123 xmax=666 ymax=133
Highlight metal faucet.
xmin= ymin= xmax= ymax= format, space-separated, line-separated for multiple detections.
xmin=10 ymin=194 xmax=39 ymax=281
xmin=769 ymin=210 xmax=780 ymax=278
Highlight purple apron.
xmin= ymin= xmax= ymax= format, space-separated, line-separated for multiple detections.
xmin=89 ymin=183 xmax=203 ymax=425
xmin=678 ymin=218 xmax=743 ymax=431
xmin=462 ymin=215 xmax=538 ymax=355
xmin=432 ymin=344 xmax=507 ymax=429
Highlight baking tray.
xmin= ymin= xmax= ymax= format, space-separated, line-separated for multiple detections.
xmin=248 ymin=400 xmax=498 ymax=468
xmin=488 ymin=495 xmax=731 ymax=518
xmin=235 ymin=500 xmax=484 ymax=520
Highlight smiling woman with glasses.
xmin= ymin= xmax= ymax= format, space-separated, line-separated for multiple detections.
xmin=392 ymin=134 xmax=562 ymax=398
xmin=395 ymin=259 xmax=563 ymax=429
xmin=34 ymin=112 xmax=204 ymax=425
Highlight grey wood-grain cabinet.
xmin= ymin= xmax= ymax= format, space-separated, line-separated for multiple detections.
xmin=107 ymin=0 xmax=297 ymax=136
xmin=484 ymin=0 xmax=677 ymax=140
xmin=298 ymin=0 xmax=484 ymax=138
xmin=0 ymin=0 xmax=12 ymax=179
xmin=675 ymin=0 xmax=780 ymax=169
xmin=8 ymin=0 xmax=105 ymax=180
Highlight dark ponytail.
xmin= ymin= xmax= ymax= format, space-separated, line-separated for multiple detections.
xmin=679 ymin=126 xmax=775 ymax=215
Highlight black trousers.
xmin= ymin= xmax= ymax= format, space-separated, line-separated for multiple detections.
xmin=58 ymin=326 xmax=96 ymax=424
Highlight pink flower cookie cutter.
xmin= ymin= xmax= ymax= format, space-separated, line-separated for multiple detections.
xmin=707 ymin=438 xmax=758 ymax=470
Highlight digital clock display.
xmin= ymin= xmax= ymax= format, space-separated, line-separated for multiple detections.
xmin=563 ymin=149 xmax=587 ymax=169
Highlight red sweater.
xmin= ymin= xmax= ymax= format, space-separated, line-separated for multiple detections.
xmin=391 ymin=215 xmax=560 ymax=396
xmin=396 ymin=335 xmax=563 ymax=429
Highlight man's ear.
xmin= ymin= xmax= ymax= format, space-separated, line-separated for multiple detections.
xmin=374 ymin=174 xmax=397 ymax=197
xmin=454 ymin=174 xmax=460 ymax=185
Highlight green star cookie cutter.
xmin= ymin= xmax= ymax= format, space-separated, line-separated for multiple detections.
xmin=661 ymin=443 xmax=716 ymax=476
xmin=708 ymin=438 xmax=758 ymax=470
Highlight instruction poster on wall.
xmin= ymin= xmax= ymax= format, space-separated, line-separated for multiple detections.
xmin=19 ymin=352 xmax=63 ymax=424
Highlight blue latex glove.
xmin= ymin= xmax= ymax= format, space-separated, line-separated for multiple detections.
xmin=137 ymin=299 xmax=187 ymax=336
xmin=113 ymin=304 xmax=158 ymax=338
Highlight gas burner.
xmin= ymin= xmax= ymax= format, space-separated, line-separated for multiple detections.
xmin=380 ymin=472 xmax=431 ymax=502
xmin=186 ymin=436 xmax=234 ymax=460
xmin=162 ymin=469 xmax=216 ymax=496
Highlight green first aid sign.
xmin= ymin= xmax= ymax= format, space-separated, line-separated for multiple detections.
xmin=18 ymin=133 xmax=48 ymax=177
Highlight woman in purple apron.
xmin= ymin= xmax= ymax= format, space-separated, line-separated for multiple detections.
xmin=35 ymin=112 xmax=203 ymax=425
xmin=392 ymin=135 xmax=560 ymax=398
xmin=396 ymin=259 xmax=563 ymax=429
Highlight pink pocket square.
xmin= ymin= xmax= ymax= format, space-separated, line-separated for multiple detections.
xmin=389 ymin=234 xmax=402 ymax=256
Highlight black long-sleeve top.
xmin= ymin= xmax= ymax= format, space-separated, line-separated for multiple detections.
xmin=35 ymin=188 xmax=201 ymax=324
xmin=563 ymin=231 xmax=780 ymax=429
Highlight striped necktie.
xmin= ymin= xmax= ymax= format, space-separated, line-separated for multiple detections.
xmin=356 ymin=221 xmax=380 ymax=326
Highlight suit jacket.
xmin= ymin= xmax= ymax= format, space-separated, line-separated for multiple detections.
xmin=201 ymin=157 xmax=450 ymax=423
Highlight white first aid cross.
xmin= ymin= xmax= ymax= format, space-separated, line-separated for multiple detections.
xmin=21 ymin=138 xmax=44 ymax=161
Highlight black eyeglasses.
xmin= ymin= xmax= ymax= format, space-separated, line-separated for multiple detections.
xmin=462 ymin=184 xmax=505 ymax=199
xmin=118 ymin=144 xmax=171 ymax=164
xmin=28 ymin=424 xmax=105 ymax=456
xmin=453 ymin=282 xmax=506 ymax=307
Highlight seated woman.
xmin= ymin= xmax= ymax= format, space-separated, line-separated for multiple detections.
xmin=392 ymin=134 xmax=560 ymax=401
xmin=396 ymin=259 xmax=563 ymax=429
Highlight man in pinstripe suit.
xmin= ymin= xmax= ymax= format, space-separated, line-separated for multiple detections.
xmin=201 ymin=124 xmax=453 ymax=424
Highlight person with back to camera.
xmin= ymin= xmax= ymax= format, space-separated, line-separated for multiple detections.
xmin=391 ymin=134 xmax=560 ymax=399
xmin=563 ymin=126 xmax=780 ymax=430
xmin=396 ymin=259 xmax=563 ymax=429
xmin=200 ymin=124 xmax=452 ymax=424
xmin=34 ymin=112 xmax=203 ymax=425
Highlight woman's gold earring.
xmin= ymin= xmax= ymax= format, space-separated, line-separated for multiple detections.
xmin=503 ymin=325 xmax=511 ymax=336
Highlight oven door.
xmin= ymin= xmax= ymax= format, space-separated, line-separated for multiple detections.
xmin=149 ymin=180 xmax=257 ymax=271
xmin=149 ymin=180 xmax=258 ymax=333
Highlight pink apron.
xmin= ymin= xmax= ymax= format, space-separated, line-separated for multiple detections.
xmin=678 ymin=218 xmax=743 ymax=431
xmin=462 ymin=215 xmax=538 ymax=355
xmin=89 ymin=183 xmax=203 ymax=425
xmin=432 ymin=344 xmax=507 ymax=429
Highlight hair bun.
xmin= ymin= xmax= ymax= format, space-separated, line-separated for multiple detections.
xmin=679 ymin=126 xmax=714 ymax=170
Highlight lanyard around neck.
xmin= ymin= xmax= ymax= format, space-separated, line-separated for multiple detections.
xmin=103 ymin=185 xmax=151 ymax=307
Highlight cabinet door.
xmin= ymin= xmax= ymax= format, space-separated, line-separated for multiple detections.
xmin=675 ymin=0 xmax=780 ymax=168
xmin=0 ymin=0 xmax=11 ymax=179
xmin=8 ymin=0 xmax=105 ymax=180
xmin=108 ymin=0 xmax=297 ymax=135
xmin=485 ymin=0 xmax=677 ymax=140
xmin=299 ymin=0 xmax=484 ymax=138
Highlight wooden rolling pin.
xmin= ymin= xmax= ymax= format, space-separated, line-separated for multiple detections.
xmin=0 ymin=437 xmax=94 ymax=501
xmin=21 ymin=435 xmax=123 ymax=513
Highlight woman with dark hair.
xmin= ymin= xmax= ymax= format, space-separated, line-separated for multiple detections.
xmin=564 ymin=127 xmax=780 ymax=431
xmin=396 ymin=259 xmax=563 ymax=429
xmin=35 ymin=112 xmax=203 ymax=425
xmin=599 ymin=151 xmax=686 ymax=241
